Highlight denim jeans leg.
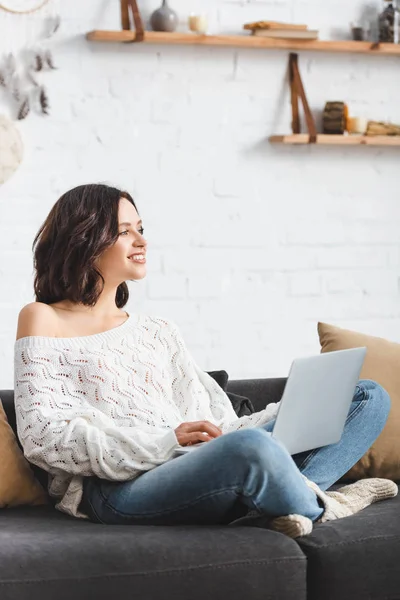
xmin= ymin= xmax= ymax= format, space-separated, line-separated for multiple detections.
xmin=80 ymin=427 xmax=323 ymax=525
xmin=261 ymin=379 xmax=391 ymax=491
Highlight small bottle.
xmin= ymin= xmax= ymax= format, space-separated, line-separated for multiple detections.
xmin=395 ymin=0 xmax=400 ymax=43
xmin=379 ymin=0 xmax=400 ymax=42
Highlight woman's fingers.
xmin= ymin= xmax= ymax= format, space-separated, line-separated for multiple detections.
xmin=174 ymin=420 xmax=223 ymax=446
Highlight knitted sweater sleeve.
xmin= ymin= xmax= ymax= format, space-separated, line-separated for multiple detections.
xmin=168 ymin=322 xmax=280 ymax=434
xmin=14 ymin=347 xmax=179 ymax=482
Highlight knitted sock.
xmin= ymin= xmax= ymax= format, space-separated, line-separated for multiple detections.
xmin=268 ymin=514 xmax=313 ymax=538
xmin=302 ymin=475 xmax=398 ymax=523
xmin=228 ymin=510 xmax=313 ymax=538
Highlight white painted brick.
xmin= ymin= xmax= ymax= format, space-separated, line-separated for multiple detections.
xmin=324 ymin=272 xmax=361 ymax=295
xmin=187 ymin=275 xmax=228 ymax=298
xmin=142 ymin=300 xmax=199 ymax=324
xmin=316 ymin=247 xmax=389 ymax=269
xmin=344 ymin=222 xmax=400 ymax=245
xmin=284 ymin=220 xmax=347 ymax=246
xmin=288 ymin=272 xmax=322 ymax=296
xmin=147 ymin=275 xmax=187 ymax=299
xmin=324 ymin=270 xmax=399 ymax=296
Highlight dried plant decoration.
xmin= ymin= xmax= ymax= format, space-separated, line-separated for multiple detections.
xmin=44 ymin=49 xmax=56 ymax=69
xmin=33 ymin=52 xmax=44 ymax=71
xmin=43 ymin=13 xmax=60 ymax=38
xmin=17 ymin=96 xmax=30 ymax=120
xmin=5 ymin=52 xmax=16 ymax=76
xmin=51 ymin=13 xmax=60 ymax=34
xmin=11 ymin=73 xmax=22 ymax=101
xmin=0 ymin=2 xmax=60 ymax=120
xmin=38 ymin=85 xmax=49 ymax=115
xmin=26 ymin=68 xmax=39 ymax=87
xmin=0 ymin=1 xmax=51 ymax=15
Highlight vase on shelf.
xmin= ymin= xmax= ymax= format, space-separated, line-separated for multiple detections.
xmin=150 ymin=0 xmax=178 ymax=32
xmin=379 ymin=0 xmax=400 ymax=42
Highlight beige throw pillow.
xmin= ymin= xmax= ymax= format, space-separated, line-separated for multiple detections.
xmin=0 ymin=398 xmax=49 ymax=508
xmin=318 ymin=322 xmax=400 ymax=481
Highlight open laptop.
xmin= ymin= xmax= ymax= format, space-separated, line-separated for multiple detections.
xmin=271 ymin=347 xmax=367 ymax=455
xmin=173 ymin=347 xmax=366 ymax=458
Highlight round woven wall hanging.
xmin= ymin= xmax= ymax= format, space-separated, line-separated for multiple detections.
xmin=0 ymin=115 xmax=24 ymax=184
xmin=0 ymin=0 xmax=50 ymax=14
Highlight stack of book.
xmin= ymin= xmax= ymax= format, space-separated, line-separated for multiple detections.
xmin=243 ymin=21 xmax=319 ymax=40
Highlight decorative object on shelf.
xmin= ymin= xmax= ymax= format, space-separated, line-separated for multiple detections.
xmin=347 ymin=116 xmax=368 ymax=134
xmin=150 ymin=0 xmax=178 ymax=33
xmin=379 ymin=0 xmax=400 ymax=42
xmin=0 ymin=0 xmax=60 ymax=119
xmin=243 ymin=20 xmax=318 ymax=40
xmin=350 ymin=5 xmax=381 ymax=42
xmin=188 ymin=13 xmax=208 ymax=35
xmin=0 ymin=114 xmax=23 ymax=184
xmin=322 ymin=101 xmax=349 ymax=134
xmin=366 ymin=120 xmax=400 ymax=135
xmin=351 ymin=23 xmax=365 ymax=41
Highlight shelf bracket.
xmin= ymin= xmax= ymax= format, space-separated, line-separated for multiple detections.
xmin=289 ymin=53 xmax=317 ymax=143
xmin=120 ymin=0 xmax=144 ymax=42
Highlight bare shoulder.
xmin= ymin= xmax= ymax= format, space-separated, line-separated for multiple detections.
xmin=16 ymin=302 xmax=58 ymax=340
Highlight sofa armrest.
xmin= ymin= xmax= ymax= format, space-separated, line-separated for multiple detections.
xmin=227 ymin=378 xmax=287 ymax=413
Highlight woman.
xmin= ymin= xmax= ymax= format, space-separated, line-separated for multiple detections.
xmin=14 ymin=183 xmax=397 ymax=538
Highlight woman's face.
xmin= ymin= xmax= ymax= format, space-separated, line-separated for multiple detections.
xmin=97 ymin=197 xmax=147 ymax=285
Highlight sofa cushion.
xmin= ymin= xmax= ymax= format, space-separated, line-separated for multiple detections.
xmin=0 ymin=504 xmax=307 ymax=600
xmin=318 ymin=322 xmax=400 ymax=481
xmin=0 ymin=397 xmax=49 ymax=509
xmin=207 ymin=370 xmax=255 ymax=416
xmin=297 ymin=488 xmax=400 ymax=600
xmin=227 ymin=378 xmax=287 ymax=413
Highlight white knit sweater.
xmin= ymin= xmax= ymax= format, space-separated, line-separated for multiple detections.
xmin=14 ymin=313 xmax=279 ymax=519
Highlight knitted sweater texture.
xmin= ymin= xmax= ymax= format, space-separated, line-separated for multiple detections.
xmin=14 ymin=314 xmax=279 ymax=519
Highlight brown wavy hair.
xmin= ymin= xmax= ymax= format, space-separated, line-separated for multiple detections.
xmin=32 ymin=183 xmax=139 ymax=308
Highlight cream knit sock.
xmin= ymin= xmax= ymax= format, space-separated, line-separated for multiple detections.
xmin=269 ymin=514 xmax=313 ymax=538
xmin=230 ymin=510 xmax=314 ymax=538
xmin=230 ymin=477 xmax=398 ymax=539
xmin=302 ymin=475 xmax=398 ymax=523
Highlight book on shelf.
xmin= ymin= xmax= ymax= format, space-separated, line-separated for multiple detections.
xmin=252 ymin=29 xmax=319 ymax=40
xmin=243 ymin=21 xmax=308 ymax=31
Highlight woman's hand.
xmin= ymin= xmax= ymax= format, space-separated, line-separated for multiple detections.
xmin=174 ymin=421 xmax=223 ymax=447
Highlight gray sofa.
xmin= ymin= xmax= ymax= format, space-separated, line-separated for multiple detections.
xmin=1 ymin=378 xmax=399 ymax=600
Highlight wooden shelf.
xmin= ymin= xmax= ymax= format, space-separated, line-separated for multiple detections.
xmin=269 ymin=134 xmax=400 ymax=146
xmin=86 ymin=30 xmax=400 ymax=55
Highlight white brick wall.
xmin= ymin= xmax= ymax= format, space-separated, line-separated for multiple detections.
xmin=1 ymin=0 xmax=400 ymax=388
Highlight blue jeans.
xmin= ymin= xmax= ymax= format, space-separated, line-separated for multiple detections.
xmin=79 ymin=379 xmax=390 ymax=525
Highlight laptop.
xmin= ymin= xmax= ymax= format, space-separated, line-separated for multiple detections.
xmin=172 ymin=347 xmax=367 ymax=459
xmin=271 ymin=347 xmax=367 ymax=455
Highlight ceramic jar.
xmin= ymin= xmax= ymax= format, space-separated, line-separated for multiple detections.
xmin=150 ymin=0 xmax=178 ymax=33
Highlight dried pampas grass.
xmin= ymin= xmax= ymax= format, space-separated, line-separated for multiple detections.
xmin=39 ymin=86 xmax=49 ymax=115
xmin=17 ymin=97 xmax=30 ymax=121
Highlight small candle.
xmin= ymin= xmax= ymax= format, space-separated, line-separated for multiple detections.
xmin=188 ymin=14 xmax=208 ymax=34
xmin=347 ymin=116 xmax=368 ymax=135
